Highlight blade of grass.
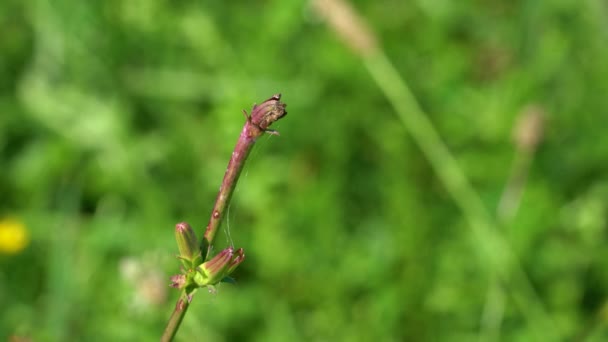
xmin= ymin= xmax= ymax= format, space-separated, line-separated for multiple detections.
xmin=481 ymin=105 xmax=545 ymax=340
xmin=312 ymin=0 xmax=559 ymax=339
xmin=364 ymin=52 xmax=557 ymax=339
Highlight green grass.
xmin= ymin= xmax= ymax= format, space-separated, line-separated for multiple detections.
xmin=2 ymin=0 xmax=608 ymax=340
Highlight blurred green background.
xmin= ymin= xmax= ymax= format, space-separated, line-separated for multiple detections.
xmin=2 ymin=0 xmax=608 ymax=341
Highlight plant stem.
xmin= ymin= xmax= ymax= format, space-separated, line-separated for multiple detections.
xmin=364 ymin=47 xmax=558 ymax=342
xmin=312 ymin=0 xmax=558 ymax=338
xmin=161 ymin=94 xmax=287 ymax=341
xmin=481 ymin=106 xmax=544 ymax=340
xmin=161 ymin=290 xmax=192 ymax=342
xmin=201 ymin=94 xmax=287 ymax=258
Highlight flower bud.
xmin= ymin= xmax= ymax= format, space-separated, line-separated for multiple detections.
xmin=250 ymin=94 xmax=287 ymax=131
xmin=175 ymin=222 xmax=202 ymax=266
xmin=514 ymin=105 xmax=544 ymax=153
xmin=170 ymin=274 xmax=186 ymax=289
xmin=227 ymin=248 xmax=245 ymax=274
xmin=194 ymin=247 xmax=245 ymax=287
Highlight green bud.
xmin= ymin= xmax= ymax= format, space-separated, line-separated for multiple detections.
xmin=194 ymin=247 xmax=245 ymax=287
xmin=175 ymin=222 xmax=202 ymax=266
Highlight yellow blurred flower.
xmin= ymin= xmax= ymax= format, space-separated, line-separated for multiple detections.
xmin=0 ymin=218 xmax=30 ymax=254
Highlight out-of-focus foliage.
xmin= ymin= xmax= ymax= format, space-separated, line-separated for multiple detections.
xmin=1 ymin=0 xmax=608 ymax=340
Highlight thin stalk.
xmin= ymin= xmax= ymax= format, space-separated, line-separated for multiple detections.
xmin=365 ymin=45 xmax=558 ymax=342
xmin=161 ymin=94 xmax=287 ymax=341
xmin=161 ymin=290 xmax=192 ymax=342
xmin=201 ymin=94 xmax=287 ymax=258
xmin=481 ymin=106 xmax=544 ymax=341
xmin=497 ymin=106 xmax=544 ymax=223
xmin=312 ymin=0 xmax=558 ymax=339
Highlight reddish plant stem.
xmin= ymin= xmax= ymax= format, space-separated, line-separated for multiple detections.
xmin=161 ymin=290 xmax=192 ymax=342
xmin=201 ymin=123 xmax=257 ymax=256
xmin=161 ymin=94 xmax=287 ymax=342
xmin=201 ymin=94 xmax=287 ymax=258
